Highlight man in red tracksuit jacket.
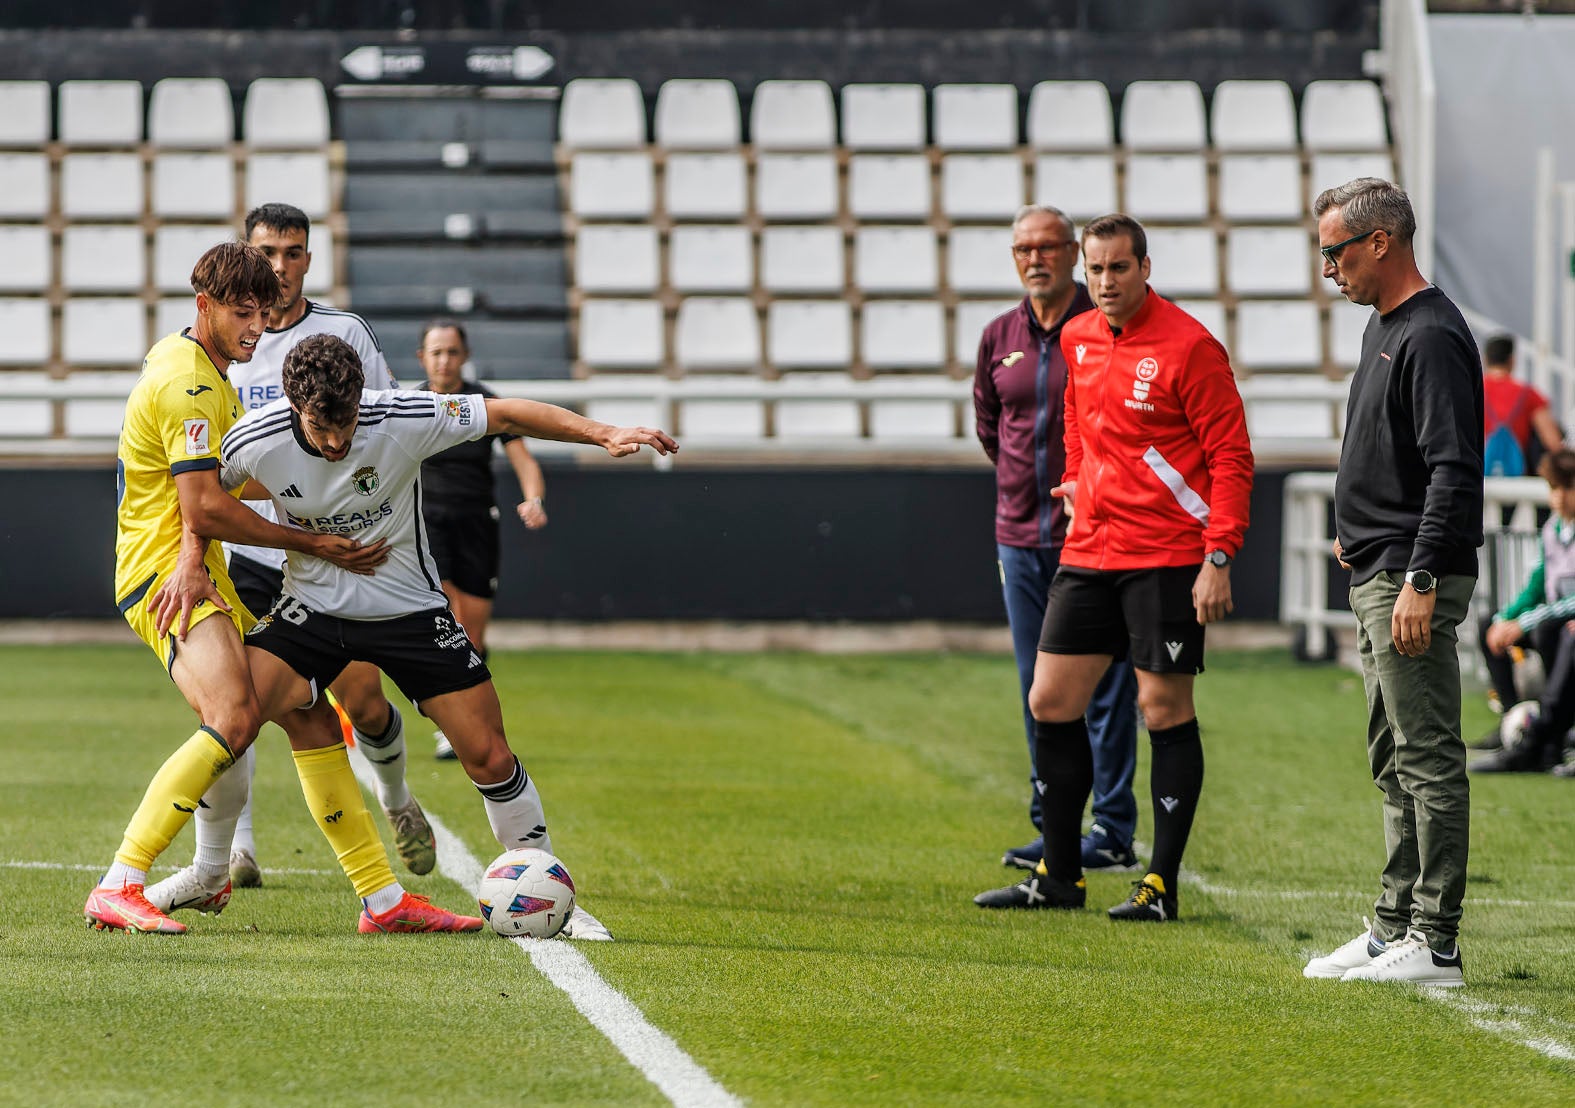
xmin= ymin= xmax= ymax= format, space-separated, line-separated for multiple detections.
xmin=977 ymin=213 xmax=1254 ymax=922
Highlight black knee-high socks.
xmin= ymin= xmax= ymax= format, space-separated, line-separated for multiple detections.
xmin=1147 ymin=718 xmax=1203 ymax=890
xmin=1033 ymin=718 xmax=1093 ymax=882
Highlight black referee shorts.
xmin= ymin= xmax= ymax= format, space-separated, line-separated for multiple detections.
xmin=424 ymin=507 xmax=501 ymax=600
xmin=1038 ymin=564 xmax=1206 ymax=675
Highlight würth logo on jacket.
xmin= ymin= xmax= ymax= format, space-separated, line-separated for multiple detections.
xmin=1126 ymin=357 xmax=1160 ymax=413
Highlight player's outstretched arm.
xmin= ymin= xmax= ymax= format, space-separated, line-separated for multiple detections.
xmin=483 ymin=398 xmax=678 ymax=458
xmin=175 ymin=468 xmax=391 ymax=575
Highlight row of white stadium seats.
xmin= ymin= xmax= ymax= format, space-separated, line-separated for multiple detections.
xmin=573 ymin=297 xmax=1368 ymax=373
xmin=571 ymin=225 xmax=1335 ymax=298
xmin=0 ymin=225 xmax=335 ymax=294
xmin=569 ymin=149 xmax=1394 ymax=223
xmin=0 ymin=150 xmax=330 ymax=220
xmin=560 ymin=77 xmax=1387 ymax=153
xmin=0 ymin=78 xmax=329 ymax=148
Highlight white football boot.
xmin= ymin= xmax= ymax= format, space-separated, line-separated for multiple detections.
xmin=145 ymin=865 xmax=233 ymax=916
xmin=560 ymin=903 xmax=613 ymax=941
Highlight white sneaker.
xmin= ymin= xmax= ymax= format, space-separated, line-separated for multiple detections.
xmin=229 ymin=847 xmax=262 ymax=888
xmin=145 ymin=865 xmax=233 ymax=916
xmin=560 ymin=904 xmax=614 ymax=941
xmin=1304 ymin=917 xmax=1387 ymax=979
xmin=1341 ymin=928 xmax=1464 ymax=987
xmin=433 ymin=730 xmax=457 ymax=761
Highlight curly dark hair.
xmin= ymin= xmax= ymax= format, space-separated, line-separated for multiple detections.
xmin=282 ymin=334 xmax=364 ymax=426
xmin=190 ymin=241 xmax=280 ymax=308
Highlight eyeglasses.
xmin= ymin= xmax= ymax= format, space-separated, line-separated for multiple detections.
xmin=1320 ymin=228 xmax=1377 ymax=266
xmin=1012 ymin=242 xmax=1077 ymax=260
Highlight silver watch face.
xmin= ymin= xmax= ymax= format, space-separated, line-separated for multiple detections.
xmin=1207 ymin=550 xmax=1229 ymax=567
xmin=1410 ymin=570 xmax=1435 ymax=592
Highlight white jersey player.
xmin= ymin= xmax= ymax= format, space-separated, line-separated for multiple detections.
xmin=222 ymin=333 xmax=679 ymax=940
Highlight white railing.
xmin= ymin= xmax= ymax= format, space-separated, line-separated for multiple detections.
xmin=1380 ymin=0 xmax=1437 ymax=278
xmin=1282 ymin=471 xmax=1547 ymax=670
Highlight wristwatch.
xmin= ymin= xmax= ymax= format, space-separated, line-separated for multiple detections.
xmin=1205 ymin=549 xmax=1232 ymax=568
xmin=1404 ymin=569 xmax=1436 ymax=594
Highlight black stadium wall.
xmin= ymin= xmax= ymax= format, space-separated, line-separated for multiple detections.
xmin=0 ymin=462 xmax=1300 ymax=622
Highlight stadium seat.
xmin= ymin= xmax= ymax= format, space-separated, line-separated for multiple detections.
xmin=1120 ymin=80 xmax=1206 ymax=150
xmin=1123 ymin=154 xmax=1208 ymax=221
xmin=940 ymin=154 xmax=1025 ymax=222
xmin=854 ymin=227 xmax=938 ymax=294
xmin=303 ymin=224 xmax=334 ymax=292
xmin=59 ymin=153 xmax=144 ymax=219
xmin=1143 ymin=227 xmax=1220 ymax=298
xmin=569 ymin=151 xmax=655 ymax=220
xmin=948 ymin=227 xmax=1019 ymax=296
xmin=152 ymin=152 xmax=236 ymax=218
xmin=0 ymin=372 xmax=52 ymax=436
xmin=668 ymin=225 xmax=754 ymax=293
xmin=1245 ymin=376 xmax=1338 ymax=441
xmin=1226 ymin=226 xmax=1313 ymax=296
xmin=750 ymin=80 xmax=836 ymax=149
xmin=1235 ymin=300 xmax=1322 ymax=370
xmin=578 ymin=299 xmax=665 ymax=370
xmin=848 ymin=154 xmax=932 ymax=221
xmin=869 ymin=395 xmax=956 ymax=439
xmin=674 ymin=297 xmax=760 ymax=370
xmin=654 ymin=79 xmax=741 ymax=149
xmin=841 ymin=84 xmax=926 ymax=151
xmin=767 ymin=301 xmax=853 ymax=369
xmin=574 ymin=225 xmax=660 ymax=294
xmin=62 ymin=297 xmax=148 ymax=365
xmin=933 ymin=84 xmax=1018 ymax=150
xmin=1328 ymin=298 xmax=1369 ymax=369
xmin=679 ymin=398 xmax=766 ymax=441
xmin=148 ymin=78 xmax=234 ymax=147
xmin=1308 ymin=152 xmax=1396 ymax=207
xmin=58 ymin=80 xmax=143 ymax=146
xmin=0 ymin=227 xmax=50 ymax=292
xmin=154 ymin=225 xmax=232 ymax=292
xmin=585 ymin=397 xmax=667 ymax=430
xmin=1301 ymin=80 xmax=1388 ymax=151
xmin=861 ymin=301 xmax=946 ymax=371
xmin=664 ymin=152 xmax=747 ymax=220
xmin=558 ymin=77 xmax=646 ymax=149
xmin=1210 ymin=80 xmax=1297 ymax=150
xmin=953 ymin=300 xmax=1019 ymax=364
xmin=775 ymin=374 xmax=862 ymax=439
xmin=155 ymin=296 xmax=195 ymax=339
xmin=64 ymin=371 xmax=140 ymax=436
xmin=61 ymin=226 xmax=145 ymax=292
xmin=759 ymin=226 xmax=845 ymax=294
xmin=754 ymin=153 xmax=838 ymax=221
xmin=0 ymin=81 xmax=51 ymax=146
xmin=0 ymin=154 xmax=49 ymax=217
xmin=245 ymin=152 xmax=331 ymax=218
xmin=0 ymin=298 xmax=51 ymax=365
xmin=1033 ymin=154 xmax=1118 ymax=219
xmin=1026 ymin=81 xmax=1114 ymax=150
xmin=1173 ymin=300 xmax=1229 ymax=348
xmin=1218 ymin=154 xmax=1303 ymax=222
xmin=243 ymin=78 xmax=330 ymax=148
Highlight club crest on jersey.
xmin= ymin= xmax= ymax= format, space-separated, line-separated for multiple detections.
xmin=351 ymin=465 xmax=381 ymax=496
xmin=1129 ymin=356 xmax=1159 ymax=408
xmin=440 ymin=397 xmax=472 ymax=426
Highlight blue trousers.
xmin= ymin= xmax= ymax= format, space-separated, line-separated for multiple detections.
xmin=998 ymin=543 xmax=1139 ymax=845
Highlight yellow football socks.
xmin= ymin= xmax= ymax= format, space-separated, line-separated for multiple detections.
xmin=114 ymin=726 xmax=235 ymax=872
xmin=291 ymin=742 xmax=398 ymax=898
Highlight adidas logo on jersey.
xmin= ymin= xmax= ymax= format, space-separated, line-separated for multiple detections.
xmin=278 ymin=484 xmax=303 ymax=498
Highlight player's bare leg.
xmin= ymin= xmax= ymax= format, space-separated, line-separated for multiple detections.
xmin=330 ymin=660 xmax=434 ymax=874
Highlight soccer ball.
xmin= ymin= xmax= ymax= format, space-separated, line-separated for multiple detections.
xmin=1500 ymin=699 xmax=1540 ymax=758
xmin=476 ymin=847 xmax=575 ymax=939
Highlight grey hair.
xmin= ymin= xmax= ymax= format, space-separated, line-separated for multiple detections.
xmin=1312 ymin=177 xmax=1417 ymax=244
xmin=1012 ymin=204 xmax=1075 ymax=238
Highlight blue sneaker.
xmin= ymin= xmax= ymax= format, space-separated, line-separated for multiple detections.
xmin=1081 ymin=824 xmax=1141 ymax=872
xmin=1001 ymin=835 xmax=1043 ymax=871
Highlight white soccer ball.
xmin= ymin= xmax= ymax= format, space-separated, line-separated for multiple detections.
xmin=477 ymin=847 xmax=575 ymax=939
xmin=1501 ymin=699 xmax=1540 ymax=757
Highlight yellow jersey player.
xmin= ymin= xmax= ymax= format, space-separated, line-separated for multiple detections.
xmin=85 ymin=242 xmax=481 ymax=935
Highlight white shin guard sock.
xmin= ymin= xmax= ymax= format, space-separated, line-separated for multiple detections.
xmin=478 ymin=758 xmax=554 ymax=854
xmin=232 ymin=744 xmax=257 ymax=854
xmin=353 ymin=704 xmax=411 ymax=810
xmin=193 ymin=754 xmax=251 ymax=882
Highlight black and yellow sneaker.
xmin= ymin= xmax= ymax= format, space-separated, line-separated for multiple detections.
xmin=1107 ymin=873 xmax=1177 ymax=922
xmin=974 ymin=866 xmax=1086 ymax=910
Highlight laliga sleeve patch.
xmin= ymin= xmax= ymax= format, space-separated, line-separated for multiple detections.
xmin=184 ymin=418 xmax=211 ymax=455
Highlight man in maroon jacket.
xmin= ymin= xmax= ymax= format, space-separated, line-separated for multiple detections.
xmin=972 ymin=205 xmax=1140 ymax=879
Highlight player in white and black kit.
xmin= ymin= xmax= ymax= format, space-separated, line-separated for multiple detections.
xmin=222 ymin=333 xmax=679 ymax=940
xmin=182 ymin=203 xmax=433 ymax=898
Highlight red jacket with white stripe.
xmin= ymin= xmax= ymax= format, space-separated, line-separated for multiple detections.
xmin=1057 ymin=290 xmax=1253 ymax=570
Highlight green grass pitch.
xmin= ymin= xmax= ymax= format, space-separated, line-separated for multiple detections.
xmin=1 ymin=645 xmax=1571 ymax=1105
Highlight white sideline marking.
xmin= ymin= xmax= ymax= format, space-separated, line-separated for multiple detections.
xmin=5 ymin=860 xmax=336 ymax=876
xmin=350 ymin=752 xmax=742 ymax=1107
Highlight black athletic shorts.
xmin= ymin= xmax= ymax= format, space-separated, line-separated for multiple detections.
xmin=245 ymin=596 xmax=492 ymax=705
xmin=424 ymin=507 xmax=501 ymax=600
xmin=1037 ymin=564 xmax=1207 ymax=674
xmin=229 ymin=554 xmax=285 ymax=621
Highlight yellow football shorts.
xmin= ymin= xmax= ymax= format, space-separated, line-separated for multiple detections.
xmin=120 ymin=568 xmax=256 ymax=674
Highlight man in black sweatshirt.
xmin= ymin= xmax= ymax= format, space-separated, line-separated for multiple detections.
xmin=1302 ymin=178 xmax=1482 ymax=989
